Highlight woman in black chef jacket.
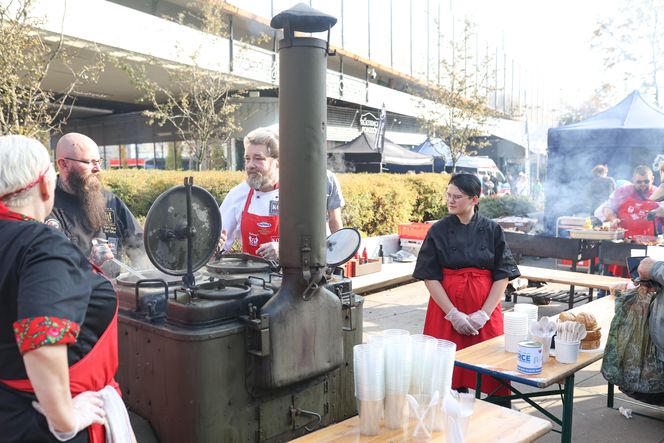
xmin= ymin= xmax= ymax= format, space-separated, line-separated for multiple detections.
xmin=413 ymin=173 xmax=520 ymax=404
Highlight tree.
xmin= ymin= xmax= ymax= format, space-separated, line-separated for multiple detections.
xmin=592 ymin=0 xmax=664 ymax=107
xmin=0 ymin=0 xmax=104 ymax=140
xmin=120 ymin=61 xmax=240 ymax=171
xmin=558 ymin=84 xmax=616 ymax=125
xmin=116 ymin=0 xmax=240 ymax=171
xmin=418 ymin=19 xmax=496 ymax=171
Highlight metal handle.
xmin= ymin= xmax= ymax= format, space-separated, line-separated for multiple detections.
xmin=290 ymin=406 xmax=322 ymax=432
xmin=134 ymin=279 xmax=169 ymax=310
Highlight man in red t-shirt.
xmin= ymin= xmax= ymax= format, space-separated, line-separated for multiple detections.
xmin=603 ymin=165 xmax=659 ymax=238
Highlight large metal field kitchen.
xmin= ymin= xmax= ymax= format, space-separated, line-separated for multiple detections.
xmin=114 ymin=5 xmax=363 ymax=442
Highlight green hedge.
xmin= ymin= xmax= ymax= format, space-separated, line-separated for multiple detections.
xmin=478 ymin=194 xmax=536 ymax=218
xmin=101 ymin=170 xmax=533 ymax=236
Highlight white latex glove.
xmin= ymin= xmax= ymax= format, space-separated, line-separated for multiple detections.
xmin=468 ymin=310 xmax=491 ymax=330
xmin=445 ymin=307 xmax=479 ymax=336
xmin=256 ymin=241 xmax=279 ymax=262
xmin=33 ymin=391 xmax=106 ymax=441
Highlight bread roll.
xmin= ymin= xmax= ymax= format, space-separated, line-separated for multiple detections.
xmin=558 ymin=311 xmax=576 ymax=322
xmin=575 ymin=312 xmax=598 ymax=330
xmin=580 ymin=338 xmax=601 ymax=350
xmin=583 ymin=328 xmax=601 ymax=341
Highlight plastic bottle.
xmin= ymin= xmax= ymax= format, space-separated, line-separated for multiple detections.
xmin=584 ymin=217 xmax=592 ymax=230
xmin=361 ymin=247 xmax=368 ymax=264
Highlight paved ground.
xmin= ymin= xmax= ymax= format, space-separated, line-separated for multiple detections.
xmin=360 ymin=259 xmax=664 ymax=442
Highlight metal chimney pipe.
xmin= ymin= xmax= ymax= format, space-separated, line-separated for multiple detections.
xmin=252 ymin=4 xmax=342 ymax=389
xmin=278 ymin=37 xmax=327 ymax=272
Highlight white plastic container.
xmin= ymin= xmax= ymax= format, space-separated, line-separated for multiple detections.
xmin=555 ymin=340 xmax=581 ymax=364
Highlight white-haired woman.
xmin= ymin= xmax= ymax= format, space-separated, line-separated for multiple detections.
xmin=0 ymin=135 xmax=134 ymax=442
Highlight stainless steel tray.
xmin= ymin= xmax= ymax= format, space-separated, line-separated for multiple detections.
xmin=568 ymin=229 xmax=625 ymax=240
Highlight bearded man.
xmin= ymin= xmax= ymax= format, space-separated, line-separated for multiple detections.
xmin=219 ymin=127 xmax=281 ymax=260
xmin=45 ymin=133 xmax=143 ymax=273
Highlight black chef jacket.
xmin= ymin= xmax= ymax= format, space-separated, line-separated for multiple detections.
xmin=413 ymin=212 xmax=520 ymax=282
xmin=0 ymin=220 xmax=116 ymax=442
xmin=45 ymin=180 xmax=143 ymax=260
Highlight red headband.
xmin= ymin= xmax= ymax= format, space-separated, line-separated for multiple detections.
xmin=0 ymin=164 xmax=51 ymax=202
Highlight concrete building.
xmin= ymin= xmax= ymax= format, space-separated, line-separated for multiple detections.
xmin=11 ymin=0 xmax=554 ymax=174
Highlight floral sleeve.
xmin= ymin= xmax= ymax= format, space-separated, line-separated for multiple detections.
xmin=13 ymin=316 xmax=80 ymax=354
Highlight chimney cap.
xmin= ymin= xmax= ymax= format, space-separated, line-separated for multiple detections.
xmin=270 ymin=3 xmax=337 ymax=33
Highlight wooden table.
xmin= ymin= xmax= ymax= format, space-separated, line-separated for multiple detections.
xmin=455 ymin=295 xmax=615 ymax=443
xmin=292 ymin=398 xmax=552 ymax=442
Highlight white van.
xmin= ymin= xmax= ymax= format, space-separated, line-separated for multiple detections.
xmin=446 ymin=156 xmax=511 ymax=195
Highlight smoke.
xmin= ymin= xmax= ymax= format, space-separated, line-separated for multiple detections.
xmin=543 ymin=126 xmax=664 ymax=234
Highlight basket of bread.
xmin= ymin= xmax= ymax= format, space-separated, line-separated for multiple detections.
xmin=558 ymin=311 xmax=601 ymax=350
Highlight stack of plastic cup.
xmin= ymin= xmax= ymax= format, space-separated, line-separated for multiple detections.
xmin=383 ymin=329 xmax=412 ymax=429
xmin=514 ymin=304 xmax=538 ymax=338
xmin=504 ymin=311 xmax=528 ymax=353
xmin=409 ymin=334 xmax=437 ymax=396
xmin=430 ymin=339 xmax=457 ymax=432
xmin=354 ymin=343 xmax=385 ymax=435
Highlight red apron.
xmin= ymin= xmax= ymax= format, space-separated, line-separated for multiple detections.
xmin=607 ymin=197 xmax=659 ymax=276
xmin=1 ymin=269 xmax=119 ymax=443
xmin=241 ymin=186 xmax=279 ymax=256
xmin=423 ymin=268 xmax=509 ymax=396
xmin=617 ymin=196 xmax=658 ymax=238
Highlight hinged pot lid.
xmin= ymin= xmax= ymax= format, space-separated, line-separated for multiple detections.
xmin=144 ymin=183 xmax=221 ymax=276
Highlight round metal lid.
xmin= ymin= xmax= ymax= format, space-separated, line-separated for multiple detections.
xmin=143 ymin=184 xmax=222 ymax=276
xmin=206 ymin=253 xmax=272 ymax=274
xmin=116 ymin=269 xmax=191 ymax=287
xmin=326 ymin=227 xmax=361 ymax=267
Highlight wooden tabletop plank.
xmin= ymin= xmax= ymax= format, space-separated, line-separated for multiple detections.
xmin=517 ymin=265 xmax=630 ymax=290
xmin=351 ymin=261 xmax=416 ymax=294
xmin=455 ymin=295 xmax=616 ymax=388
xmin=292 ymin=399 xmax=552 ymax=443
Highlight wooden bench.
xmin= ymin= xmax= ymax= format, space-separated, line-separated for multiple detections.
xmin=518 ymin=265 xmax=630 ymax=293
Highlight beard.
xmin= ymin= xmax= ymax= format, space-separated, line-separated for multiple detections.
xmin=246 ymin=170 xmax=275 ymax=190
xmin=68 ymin=171 xmax=107 ymax=232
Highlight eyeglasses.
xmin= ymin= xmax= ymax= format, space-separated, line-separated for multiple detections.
xmin=636 ymin=179 xmax=651 ymax=185
xmin=446 ymin=193 xmax=472 ymax=202
xmin=64 ymin=157 xmax=104 ymax=167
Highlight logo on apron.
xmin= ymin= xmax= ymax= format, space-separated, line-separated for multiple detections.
xmin=248 ymin=233 xmax=259 ymax=247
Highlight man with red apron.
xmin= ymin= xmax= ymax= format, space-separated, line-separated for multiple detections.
xmin=604 ymin=165 xmax=658 ymax=237
xmin=603 ymin=166 xmax=659 ymax=276
xmin=219 ymin=127 xmax=280 ymax=261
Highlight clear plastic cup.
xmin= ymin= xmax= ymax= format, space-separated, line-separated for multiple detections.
xmin=532 ymin=334 xmax=553 ymax=361
xmin=431 ymin=340 xmax=456 ymax=431
xmin=383 ymin=331 xmax=411 ymax=429
xmin=409 ymin=334 xmax=437 ymax=396
xmin=358 ymin=398 xmax=383 ymax=436
xmin=408 ymin=393 xmax=438 ymax=441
